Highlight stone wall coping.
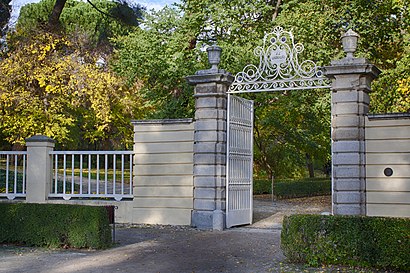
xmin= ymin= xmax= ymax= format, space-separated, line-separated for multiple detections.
xmin=368 ymin=113 xmax=410 ymax=120
xmin=131 ymin=118 xmax=193 ymax=125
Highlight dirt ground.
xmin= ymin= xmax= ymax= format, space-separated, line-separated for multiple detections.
xmin=250 ymin=195 xmax=332 ymax=229
xmin=0 ymin=196 xmax=394 ymax=273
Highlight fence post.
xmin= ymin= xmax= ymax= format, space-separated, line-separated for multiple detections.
xmin=25 ymin=135 xmax=55 ymax=203
xmin=324 ymin=30 xmax=380 ymax=215
xmin=186 ymin=45 xmax=233 ymax=230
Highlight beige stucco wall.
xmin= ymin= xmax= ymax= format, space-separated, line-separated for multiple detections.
xmin=365 ymin=114 xmax=410 ymax=217
xmin=131 ymin=119 xmax=194 ymax=225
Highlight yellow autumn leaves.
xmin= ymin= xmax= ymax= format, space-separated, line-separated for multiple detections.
xmin=397 ymin=78 xmax=410 ymax=112
xmin=0 ymin=31 xmax=147 ymax=148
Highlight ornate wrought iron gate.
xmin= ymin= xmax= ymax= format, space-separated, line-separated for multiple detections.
xmin=226 ymin=94 xmax=254 ymax=228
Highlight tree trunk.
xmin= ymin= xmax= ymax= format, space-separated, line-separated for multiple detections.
xmin=254 ymin=123 xmax=275 ymax=180
xmin=306 ymin=153 xmax=315 ymax=178
xmin=48 ymin=0 xmax=67 ymax=27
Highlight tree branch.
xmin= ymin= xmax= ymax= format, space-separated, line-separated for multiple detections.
xmin=272 ymin=0 xmax=282 ymax=21
xmin=86 ymin=0 xmax=116 ymax=19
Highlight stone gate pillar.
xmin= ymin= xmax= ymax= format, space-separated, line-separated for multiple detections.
xmin=324 ymin=30 xmax=380 ymax=215
xmin=186 ymin=45 xmax=233 ymax=230
xmin=26 ymin=135 xmax=55 ymax=203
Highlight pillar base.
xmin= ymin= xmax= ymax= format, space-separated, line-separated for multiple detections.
xmin=333 ymin=204 xmax=365 ymax=215
xmin=191 ymin=210 xmax=225 ymax=230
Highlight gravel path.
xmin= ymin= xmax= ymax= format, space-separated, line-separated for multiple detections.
xmin=0 ymin=227 xmax=284 ymax=273
xmin=250 ymin=195 xmax=332 ymax=229
xmin=0 ymin=196 xmax=397 ymax=273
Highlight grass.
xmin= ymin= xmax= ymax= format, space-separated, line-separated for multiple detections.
xmin=56 ymin=168 xmax=131 ymax=182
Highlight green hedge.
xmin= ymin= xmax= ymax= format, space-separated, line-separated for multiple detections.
xmin=0 ymin=203 xmax=112 ymax=249
xmin=281 ymin=214 xmax=410 ymax=271
xmin=253 ymin=179 xmax=273 ymax=195
xmin=254 ymin=178 xmax=331 ymax=198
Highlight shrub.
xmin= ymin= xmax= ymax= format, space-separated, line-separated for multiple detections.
xmin=274 ymin=178 xmax=331 ymax=199
xmin=281 ymin=214 xmax=410 ymax=271
xmin=253 ymin=179 xmax=273 ymax=195
xmin=253 ymin=178 xmax=331 ymax=198
xmin=0 ymin=203 xmax=111 ymax=249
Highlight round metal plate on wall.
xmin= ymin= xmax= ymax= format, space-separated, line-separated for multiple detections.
xmin=383 ymin=167 xmax=393 ymax=177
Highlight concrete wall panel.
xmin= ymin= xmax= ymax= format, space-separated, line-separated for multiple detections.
xmin=132 ymin=119 xmax=194 ymax=225
xmin=365 ymin=115 xmax=410 ymax=218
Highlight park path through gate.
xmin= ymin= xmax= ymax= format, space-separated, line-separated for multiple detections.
xmin=225 ymin=26 xmax=331 ymax=228
xmin=226 ymin=95 xmax=254 ymax=228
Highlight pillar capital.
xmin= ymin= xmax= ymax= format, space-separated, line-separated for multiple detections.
xmin=186 ymin=72 xmax=234 ymax=92
xmin=324 ymin=58 xmax=381 ymax=92
xmin=26 ymin=135 xmax=55 ymax=148
xmin=324 ymin=58 xmax=381 ymax=80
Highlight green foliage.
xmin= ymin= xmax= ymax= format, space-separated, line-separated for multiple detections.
xmin=253 ymin=177 xmax=330 ymax=198
xmin=252 ymin=90 xmax=331 ymax=179
xmin=0 ymin=203 xmax=112 ymax=248
xmin=178 ymin=0 xmax=277 ymax=44
xmin=109 ymin=0 xmax=145 ymax=27
xmin=281 ymin=214 xmax=410 ymax=271
xmin=112 ymin=7 xmax=202 ymax=118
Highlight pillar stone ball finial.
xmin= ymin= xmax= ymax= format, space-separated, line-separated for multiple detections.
xmin=207 ymin=44 xmax=222 ymax=70
xmin=341 ymin=29 xmax=360 ymax=59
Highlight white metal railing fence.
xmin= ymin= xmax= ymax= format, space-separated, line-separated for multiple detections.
xmin=0 ymin=151 xmax=27 ymax=199
xmin=49 ymin=151 xmax=133 ymax=201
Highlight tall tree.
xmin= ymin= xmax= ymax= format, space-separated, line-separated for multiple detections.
xmin=19 ymin=0 xmax=144 ymax=33
xmin=18 ymin=0 xmax=144 ymax=48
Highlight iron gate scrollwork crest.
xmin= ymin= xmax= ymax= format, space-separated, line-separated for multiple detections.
xmin=228 ymin=26 xmax=331 ymax=93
